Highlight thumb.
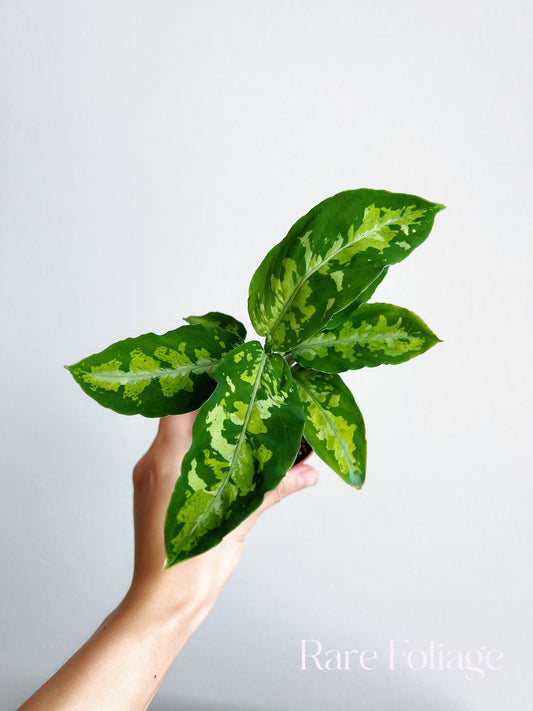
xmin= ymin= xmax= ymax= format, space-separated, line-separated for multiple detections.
xmin=222 ymin=464 xmax=318 ymax=540
xmin=252 ymin=464 xmax=319 ymax=521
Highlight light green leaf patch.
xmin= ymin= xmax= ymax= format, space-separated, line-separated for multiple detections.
xmin=248 ymin=189 xmax=444 ymax=351
xmin=184 ymin=311 xmax=247 ymax=340
xmin=293 ymin=366 xmax=366 ymax=488
xmin=164 ymin=341 xmax=304 ymax=566
xmin=65 ymin=324 xmax=243 ymax=417
xmin=292 ymin=303 xmax=440 ymax=372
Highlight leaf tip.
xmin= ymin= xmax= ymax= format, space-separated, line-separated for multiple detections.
xmin=348 ymin=470 xmax=365 ymax=489
xmin=163 ymin=556 xmax=175 ymax=570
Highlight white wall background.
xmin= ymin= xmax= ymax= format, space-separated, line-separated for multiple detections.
xmin=1 ymin=1 xmax=531 ymax=709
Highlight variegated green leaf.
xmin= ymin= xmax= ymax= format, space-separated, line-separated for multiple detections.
xmin=184 ymin=311 xmax=247 ymax=340
xmin=248 ymin=189 xmax=444 ymax=351
xmin=293 ymin=366 xmax=366 ymax=488
xmin=292 ymin=303 xmax=441 ymax=372
xmin=323 ymin=266 xmax=389 ymax=331
xmin=164 ymin=341 xmax=304 ymax=566
xmin=65 ymin=324 xmax=243 ymax=417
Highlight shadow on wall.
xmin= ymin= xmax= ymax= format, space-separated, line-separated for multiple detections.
xmin=150 ymin=699 xmax=276 ymax=711
xmin=149 ymin=688 xmax=470 ymax=711
xmin=6 ymin=669 xmax=472 ymax=711
xmin=5 ymin=683 xmax=276 ymax=711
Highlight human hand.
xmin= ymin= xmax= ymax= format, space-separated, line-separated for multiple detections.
xmin=123 ymin=410 xmax=319 ymax=633
xmin=18 ymin=411 xmax=318 ymax=711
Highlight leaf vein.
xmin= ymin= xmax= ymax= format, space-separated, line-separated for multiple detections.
xmin=268 ymin=215 xmax=410 ymax=342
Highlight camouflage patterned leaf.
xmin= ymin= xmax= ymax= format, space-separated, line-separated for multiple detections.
xmin=248 ymin=189 xmax=444 ymax=351
xmin=65 ymin=324 xmax=243 ymax=417
xmin=323 ymin=266 xmax=389 ymax=331
xmin=292 ymin=303 xmax=441 ymax=372
xmin=184 ymin=311 xmax=247 ymax=340
xmin=164 ymin=341 xmax=304 ymax=566
xmin=293 ymin=366 xmax=366 ymax=488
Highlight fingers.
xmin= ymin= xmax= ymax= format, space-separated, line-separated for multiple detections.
xmin=146 ymin=411 xmax=199 ymax=462
xmin=134 ymin=411 xmax=199 ymax=494
xmin=234 ymin=464 xmax=318 ymax=538
xmin=260 ymin=464 xmax=318 ymax=512
xmin=157 ymin=410 xmax=198 ymax=441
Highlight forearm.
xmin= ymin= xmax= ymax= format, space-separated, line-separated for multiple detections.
xmin=17 ymin=413 xmax=316 ymax=711
xmin=18 ymin=591 xmax=212 ymax=711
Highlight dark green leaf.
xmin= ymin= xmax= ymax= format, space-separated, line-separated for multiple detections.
xmin=164 ymin=341 xmax=304 ymax=566
xmin=292 ymin=303 xmax=440 ymax=372
xmin=323 ymin=266 xmax=389 ymax=331
xmin=184 ymin=311 xmax=247 ymax=340
xmin=65 ymin=324 xmax=243 ymax=417
xmin=293 ymin=366 xmax=366 ymax=487
xmin=248 ymin=189 xmax=444 ymax=351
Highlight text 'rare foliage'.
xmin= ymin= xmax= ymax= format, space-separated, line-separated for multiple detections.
xmin=66 ymin=188 xmax=445 ymax=564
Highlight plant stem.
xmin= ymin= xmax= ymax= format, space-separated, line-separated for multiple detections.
xmin=284 ymin=353 xmax=295 ymax=367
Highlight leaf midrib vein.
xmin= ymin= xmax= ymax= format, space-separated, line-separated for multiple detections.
xmin=294 ymin=328 xmax=416 ymax=353
xmin=184 ymin=349 xmax=268 ymax=544
xmin=295 ymin=373 xmax=357 ymax=476
xmin=85 ymin=358 xmax=221 ymax=384
xmin=268 ymin=215 xmax=408 ymax=341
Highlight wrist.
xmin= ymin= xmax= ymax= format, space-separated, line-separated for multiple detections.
xmin=118 ymin=581 xmax=214 ymax=647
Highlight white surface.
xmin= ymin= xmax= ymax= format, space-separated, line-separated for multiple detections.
xmin=1 ymin=1 xmax=531 ymax=709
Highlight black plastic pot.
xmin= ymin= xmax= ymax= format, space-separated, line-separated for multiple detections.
xmin=294 ymin=435 xmax=313 ymax=465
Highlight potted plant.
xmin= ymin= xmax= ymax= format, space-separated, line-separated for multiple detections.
xmin=66 ymin=188 xmax=445 ymax=567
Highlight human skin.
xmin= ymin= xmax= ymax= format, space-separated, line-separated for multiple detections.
xmin=18 ymin=411 xmax=318 ymax=711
